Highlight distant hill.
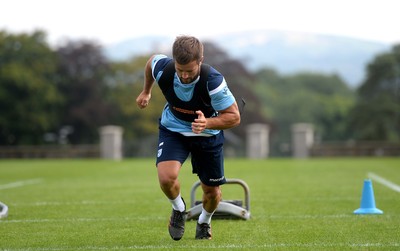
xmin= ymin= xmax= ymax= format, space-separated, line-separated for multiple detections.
xmin=103 ymin=30 xmax=391 ymax=87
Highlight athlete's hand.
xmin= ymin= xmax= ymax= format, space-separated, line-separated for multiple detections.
xmin=192 ymin=110 xmax=207 ymax=134
xmin=136 ymin=91 xmax=151 ymax=109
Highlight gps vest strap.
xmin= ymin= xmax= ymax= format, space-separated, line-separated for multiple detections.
xmin=158 ymin=60 xmax=216 ymax=122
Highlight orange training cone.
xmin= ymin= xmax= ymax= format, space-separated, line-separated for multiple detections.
xmin=354 ymin=179 xmax=383 ymax=214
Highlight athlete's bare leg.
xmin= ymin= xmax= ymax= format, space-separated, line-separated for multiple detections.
xmin=157 ymin=160 xmax=182 ymax=200
xmin=201 ymin=182 xmax=221 ymax=213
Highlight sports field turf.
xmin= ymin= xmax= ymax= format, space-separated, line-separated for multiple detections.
xmin=0 ymin=157 xmax=399 ymax=250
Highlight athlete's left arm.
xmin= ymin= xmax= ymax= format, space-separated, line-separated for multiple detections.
xmin=192 ymin=102 xmax=240 ymax=133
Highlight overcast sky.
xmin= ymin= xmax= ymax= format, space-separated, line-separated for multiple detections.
xmin=1 ymin=0 xmax=399 ymax=46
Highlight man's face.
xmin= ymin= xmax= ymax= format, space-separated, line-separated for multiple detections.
xmin=175 ymin=60 xmax=201 ymax=84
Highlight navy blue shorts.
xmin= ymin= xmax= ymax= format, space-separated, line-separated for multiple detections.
xmin=156 ymin=124 xmax=226 ymax=186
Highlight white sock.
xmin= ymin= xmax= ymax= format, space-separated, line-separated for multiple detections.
xmin=169 ymin=194 xmax=185 ymax=212
xmin=198 ymin=207 xmax=214 ymax=224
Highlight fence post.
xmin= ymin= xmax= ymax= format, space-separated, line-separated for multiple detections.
xmin=99 ymin=126 xmax=123 ymax=160
xmin=246 ymin=123 xmax=269 ymax=159
xmin=291 ymin=123 xmax=314 ymax=158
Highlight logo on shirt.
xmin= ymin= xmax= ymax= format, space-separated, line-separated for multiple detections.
xmin=222 ymin=86 xmax=228 ymax=95
xmin=172 ymin=106 xmax=196 ymax=115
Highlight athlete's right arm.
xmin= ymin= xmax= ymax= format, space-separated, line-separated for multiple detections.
xmin=136 ymin=55 xmax=155 ymax=109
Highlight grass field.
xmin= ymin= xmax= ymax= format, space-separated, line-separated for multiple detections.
xmin=0 ymin=157 xmax=399 ymax=250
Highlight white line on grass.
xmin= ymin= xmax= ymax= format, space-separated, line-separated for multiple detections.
xmin=10 ymin=201 xmax=136 ymax=206
xmin=0 ymin=178 xmax=43 ymax=190
xmin=1 ymin=242 xmax=399 ymax=250
xmin=368 ymin=172 xmax=400 ymax=193
xmin=1 ymin=214 xmax=363 ymax=224
xmin=0 ymin=216 xmax=166 ymax=223
xmin=267 ymin=214 xmax=353 ymax=219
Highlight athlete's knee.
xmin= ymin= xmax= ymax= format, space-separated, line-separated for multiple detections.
xmin=203 ymin=185 xmax=222 ymax=201
xmin=158 ymin=170 xmax=176 ymax=188
xmin=157 ymin=161 xmax=180 ymax=188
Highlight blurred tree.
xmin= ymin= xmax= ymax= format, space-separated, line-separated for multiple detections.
xmin=349 ymin=44 xmax=400 ymax=141
xmin=106 ymin=56 xmax=167 ymax=156
xmin=0 ymin=30 xmax=62 ymax=145
xmin=107 ymin=56 xmax=165 ymax=140
xmin=286 ymin=73 xmax=355 ymax=140
xmin=55 ymin=40 xmax=113 ymax=144
xmin=255 ymin=69 xmax=355 ymax=155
